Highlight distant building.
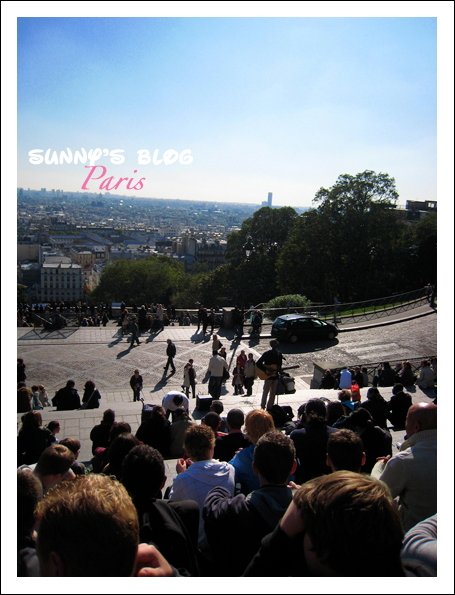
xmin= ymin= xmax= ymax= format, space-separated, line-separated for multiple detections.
xmin=261 ymin=192 xmax=273 ymax=207
xmin=70 ymin=250 xmax=96 ymax=268
xmin=40 ymin=261 xmax=83 ymax=302
xmin=405 ymin=200 xmax=437 ymax=221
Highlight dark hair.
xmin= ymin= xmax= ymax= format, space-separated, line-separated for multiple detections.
xmin=253 ymin=431 xmax=295 ymax=484
xmin=392 ymin=383 xmax=404 ymax=395
xmin=106 ymin=433 xmax=140 ymax=479
xmin=84 ymin=380 xmax=95 ymax=391
xmin=122 ymin=444 xmax=166 ymax=502
xmin=366 ymin=387 xmax=384 ymax=401
xmin=20 ymin=410 xmax=42 ymax=430
xmin=226 ymin=408 xmax=244 ymax=430
xmin=327 ymin=429 xmax=364 ymax=472
xmin=66 ymin=380 xmax=76 ymax=388
xmin=172 ymin=394 xmax=184 ymax=407
xmin=102 ymin=409 xmax=116 ymax=424
xmin=35 ymin=444 xmax=75 ymax=476
xmin=46 ymin=420 xmax=60 ymax=432
xmin=326 ymin=401 xmax=345 ymax=427
xmin=347 ymin=407 xmax=373 ymax=429
xmin=294 ymin=472 xmax=404 ymax=576
xmin=59 ymin=437 xmax=81 ymax=455
xmin=210 ymin=400 xmax=224 ymax=414
xmin=202 ymin=412 xmax=221 ymax=433
xmin=109 ymin=421 xmax=132 ymax=443
xmin=18 ymin=469 xmax=43 ymax=537
xmin=305 ymin=399 xmax=327 ymax=420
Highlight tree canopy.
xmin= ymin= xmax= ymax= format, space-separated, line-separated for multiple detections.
xmin=91 ymin=256 xmax=185 ymax=305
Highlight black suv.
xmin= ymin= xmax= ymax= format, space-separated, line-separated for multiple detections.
xmin=271 ymin=314 xmax=338 ymax=343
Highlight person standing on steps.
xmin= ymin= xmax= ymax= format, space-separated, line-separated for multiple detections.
xmin=129 ymin=316 xmax=141 ymax=348
xmin=163 ymin=339 xmax=177 ymax=375
xmin=130 ymin=369 xmax=143 ymax=402
xmin=256 ymin=339 xmax=284 ymax=410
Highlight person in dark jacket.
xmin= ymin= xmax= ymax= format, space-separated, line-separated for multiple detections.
xmin=129 ymin=369 xmax=143 ymax=402
xmin=163 ymin=339 xmax=176 ymax=374
xmin=387 ymin=389 xmax=413 ymax=429
xmin=17 ymin=411 xmax=53 ymax=466
xmin=376 ymin=361 xmax=397 ymax=387
xmin=52 ymin=380 xmax=81 ymax=411
xmin=214 ymin=408 xmax=250 ymax=462
xmin=360 ymin=387 xmax=389 ymax=429
xmin=319 ymin=369 xmax=337 ymax=389
xmin=135 ymin=406 xmax=171 ymax=458
xmin=344 ymin=407 xmax=392 ymax=473
xmin=290 ymin=399 xmax=338 ymax=484
xmin=81 ymin=380 xmax=101 ymax=409
xmin=243 ymin=471 xmax=405 ymax=577
xmin=89 ymin=409 xmax=115 ymax=455
xmin=203 ymin=431 xmax=296 ymax=576
xmin=121 ymin=444 xmax=200 ymax=576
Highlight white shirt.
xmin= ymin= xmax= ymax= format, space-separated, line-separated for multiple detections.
xmin=162 ymin=391 xmax=189 ymax=412
xmin=208 ymin=354 xmax=229 ymax=378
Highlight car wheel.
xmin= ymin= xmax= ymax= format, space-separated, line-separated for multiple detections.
xmin=289 ymin=334 xmax=298 ymax=344
xmin=327 ymin=331 xmax=336 ymax=340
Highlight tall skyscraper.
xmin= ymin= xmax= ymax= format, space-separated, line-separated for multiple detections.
xmin=267 ymin=192 xmax=273 ymax=207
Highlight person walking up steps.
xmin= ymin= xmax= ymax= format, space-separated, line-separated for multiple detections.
xmin=163 ymin=339 xmax=176 ymax=375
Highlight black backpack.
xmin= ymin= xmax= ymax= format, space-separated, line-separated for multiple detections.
xmin=268 ymin=405 xmax=294 ymax=428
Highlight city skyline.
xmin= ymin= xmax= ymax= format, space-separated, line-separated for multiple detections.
xmin=17 ymin=16 xmax=437 ymax=207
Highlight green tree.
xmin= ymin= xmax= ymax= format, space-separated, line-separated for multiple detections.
xmin=91 ymin=256 xmax=185 ymax=304
xmin=278 ymin=171 xmax=403 ymax=301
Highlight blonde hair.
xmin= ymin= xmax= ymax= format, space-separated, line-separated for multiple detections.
xmin=37 ymin=474 xmax=139 ymax=576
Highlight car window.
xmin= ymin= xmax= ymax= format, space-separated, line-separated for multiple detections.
xmin=311 ymin=319 xmax=324 ymax=327
xmin=297 ymin=319 xmax=313 ymax=327
xmin=273 ymin=318 xmax=287 ymax=328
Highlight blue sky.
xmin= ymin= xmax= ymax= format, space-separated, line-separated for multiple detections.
xmin=18 ymin=17 xmax=436 ymax=205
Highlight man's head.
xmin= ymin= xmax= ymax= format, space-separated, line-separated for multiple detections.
xmin=183 ymin=424 xmax=215 ymax=461
xmin=202 ymin=412 xmax=221 ymax=434
xmin=392 ymin=383 xmax=404 ymax=395
xmin=18 ymin=469 xmax=43 ymax=538
xmin=294 ymin=471 xmax=404 ymax=576
xmin=244 ymin=409 xmax=275 ymax=445
xmin=167 ymin=339 xmax=172 ymax=345
xmin=36 ymin=474 xmax=139 ymax=576
xmin=102 ymin=408 xmax=115 ymax=424
xmin=122 ymin=444 xmax=166 ymax=503
xmin=270 ymin=339 xmax=279 ymax=349
xmin=172 ymin=394 xmax=184 ymax=407
xmin=326 ymin=429 xmax=365 ymax=472
xmin=226 ymin=408 xmax=244 ymax=431
xmin=253 ymin=431 xmax=296 ymax=485
xmin=405 ymin=402 xmax=437 ymax=438
xmin=65 ymin=380 xmax=75 ymax=389
xmin=345 ymin=407 xmax=372 ymax=432
xmin=337 ymin=389 xmax=352 ymax=403
xmin=304 ymin=399 xmax=327 ymax=422
xmin=58 ymin=437 xmax=81 ymax=459
xmin=34 ymin=445 xmax=75 ymax=491
xmin=210 ymin=400 xmax=224 ymax=415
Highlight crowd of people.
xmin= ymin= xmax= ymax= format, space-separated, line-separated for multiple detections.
xmin=17 ymin=370 xmax=437 ymax=577
xmin=17 ymin=313 xmax=438 ymax=579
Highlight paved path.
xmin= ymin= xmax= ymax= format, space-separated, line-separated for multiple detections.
xmin=17 ymin=304 xmax=436 ymax=468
